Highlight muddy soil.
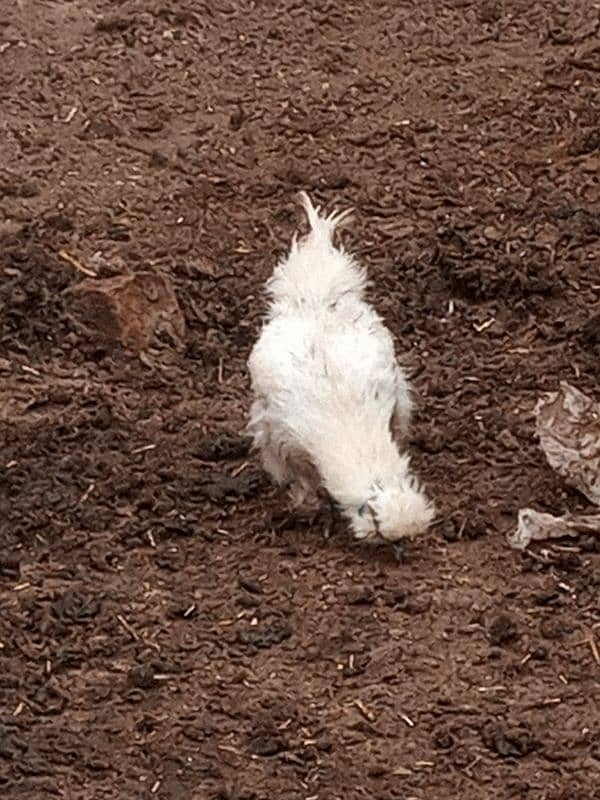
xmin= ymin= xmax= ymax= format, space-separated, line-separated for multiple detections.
xmin=1 ymin=2 xmax=599 ymax=799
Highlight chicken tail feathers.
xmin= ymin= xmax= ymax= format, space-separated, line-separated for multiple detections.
xmin=298 ymin=191 xmax=354 ymax=242
xmin=265 ymin=191 xmax=364 ymax=306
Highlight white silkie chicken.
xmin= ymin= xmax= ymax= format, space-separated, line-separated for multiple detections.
xmin=247 ymin=193 xmax=434 ymax=555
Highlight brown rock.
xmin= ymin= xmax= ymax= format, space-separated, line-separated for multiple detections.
xmin=68 ymin=271 xmax=186 ymax=352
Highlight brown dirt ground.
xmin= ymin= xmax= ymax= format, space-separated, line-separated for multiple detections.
xmin=1 ymin=1 xmax=600 ymax=799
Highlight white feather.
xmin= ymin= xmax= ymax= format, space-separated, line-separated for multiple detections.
xmin=248 ymin=193 xmax=434 ymax=543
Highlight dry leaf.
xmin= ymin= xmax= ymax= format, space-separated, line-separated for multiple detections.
xmin=510 ymin=383 xmax=600 ymax=550
xmin=508 ymin=508 xmax=600 ymax=550
xmin=535 ymin=381 xmax=600 ymax=505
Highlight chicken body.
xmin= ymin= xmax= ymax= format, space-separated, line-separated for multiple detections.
xmin=248 ymin=194 xmax=434 ymax=544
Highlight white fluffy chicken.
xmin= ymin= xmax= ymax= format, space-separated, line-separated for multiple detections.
xmin=247 ymin=193 xmax=434 ymax=554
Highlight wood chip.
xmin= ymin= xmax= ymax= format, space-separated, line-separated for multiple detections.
xmin=58 ymin=249 xmax=97 ymax=277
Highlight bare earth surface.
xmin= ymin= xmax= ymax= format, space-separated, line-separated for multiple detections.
xmin=1 ymin=1 xmax=600 ymax=799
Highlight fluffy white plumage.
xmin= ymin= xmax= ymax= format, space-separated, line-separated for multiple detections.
xmin=247 ymin=193 xmax=434 ymax=545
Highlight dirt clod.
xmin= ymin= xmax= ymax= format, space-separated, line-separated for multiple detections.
xmin=0 ymin=553 xmax=21 ymax=579
xmin=346 ymin=586 xmax=375 ymax=605
xmin=238 ymin=622 xmax=292 ymax=650
xmin=487 ymin=612 xmax=519 ymax=646
xmin=482 ymin=723 xmax=538 ymax=758
xmin=196 ymin=433 xmax=251 ymax=462
xmin=127 ymin=665 xmax=156 ymax=690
